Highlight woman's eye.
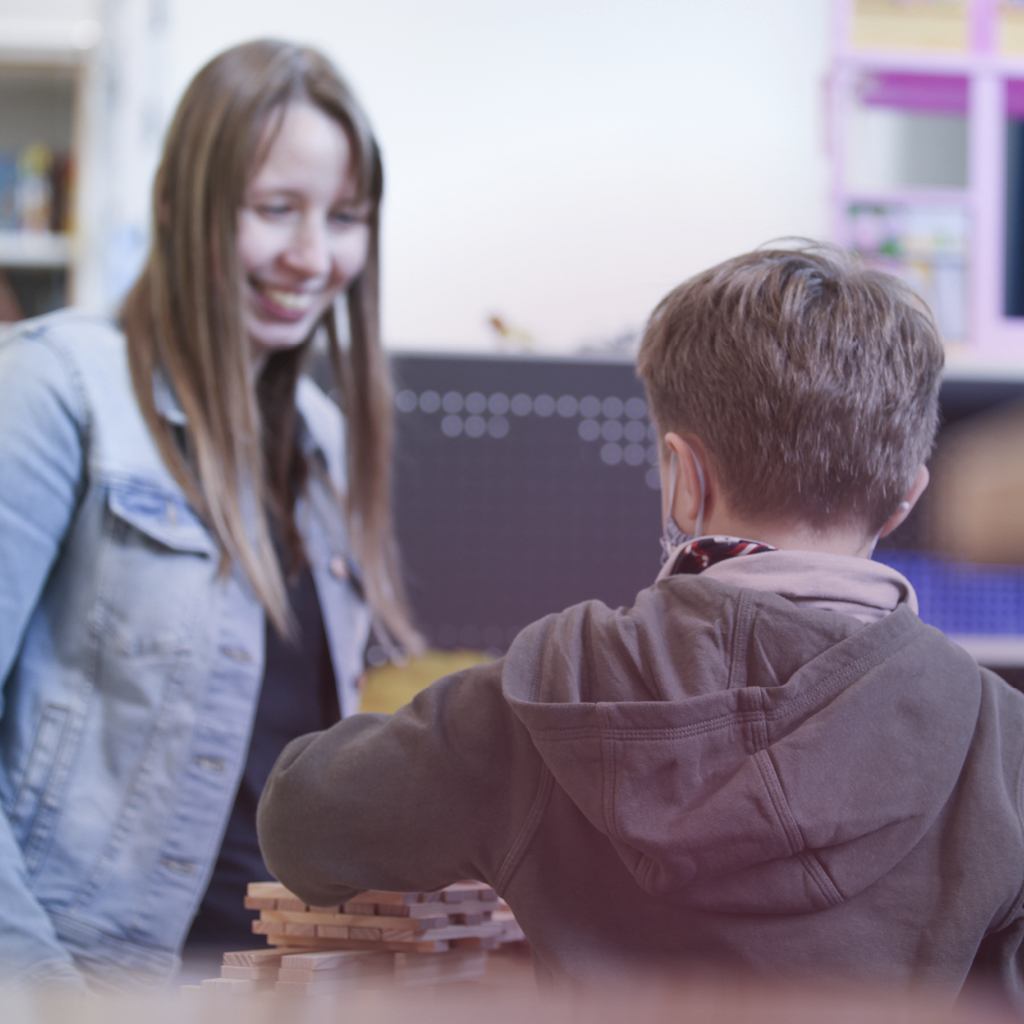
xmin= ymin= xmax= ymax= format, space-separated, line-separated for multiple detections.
xmin=256 ymin=202 xmax=294 ymax=217
xmin=330 ymin=209 xmax=361 ymax=225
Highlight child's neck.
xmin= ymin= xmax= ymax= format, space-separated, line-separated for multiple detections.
xmin=704 ymin=514 xmax=875 ymax=559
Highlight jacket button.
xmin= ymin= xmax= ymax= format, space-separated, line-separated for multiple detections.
xmin=330 ymin=556 xmax=349 ymax=580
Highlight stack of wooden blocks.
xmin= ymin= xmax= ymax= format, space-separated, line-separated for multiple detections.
xmin=191 ymin=880 xmax=525 ymax=995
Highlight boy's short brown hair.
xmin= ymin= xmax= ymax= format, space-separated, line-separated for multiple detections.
xmin=636 ymin=244 xmax=944 ymax=534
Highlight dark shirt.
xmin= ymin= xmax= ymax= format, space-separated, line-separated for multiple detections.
xmin=185 ymin=560 xmax=339 ymax=949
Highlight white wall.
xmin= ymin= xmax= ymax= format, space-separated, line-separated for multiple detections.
xmin=165 ymin=0 xmax=830 ymax=352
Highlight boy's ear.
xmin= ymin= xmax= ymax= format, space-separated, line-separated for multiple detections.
xmin=878 ymin=464 xmax=930 ymax=540
xmin=664 ymin=431 xmax=711 ymax=531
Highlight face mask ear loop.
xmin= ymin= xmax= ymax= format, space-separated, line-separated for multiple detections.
xmin=666 ymin=450 xmax=679 ymax=528
xmin=685 ymin=442 xmax=707 ymax=538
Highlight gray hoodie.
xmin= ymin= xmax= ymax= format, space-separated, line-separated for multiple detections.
xmin=258 ymin=554 xmax=1024 ymax=1000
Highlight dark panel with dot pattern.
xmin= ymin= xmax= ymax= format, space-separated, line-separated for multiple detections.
xmin=389 ymin=353 xmax=662 ymax=653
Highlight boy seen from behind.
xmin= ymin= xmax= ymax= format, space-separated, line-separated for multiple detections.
xmin=259 ymin=246 xmax=1024 ymax=1004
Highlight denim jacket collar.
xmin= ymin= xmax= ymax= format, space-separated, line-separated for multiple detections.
xmin=152 ymin=368 xmax=332 ymax=471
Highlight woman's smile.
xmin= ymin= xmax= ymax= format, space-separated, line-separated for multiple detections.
xmin=249 ymin=281 xmax=326 ymax=320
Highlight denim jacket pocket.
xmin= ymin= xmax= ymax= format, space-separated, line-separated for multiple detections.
xmin=106 ymin=485 xmax=217 ymax=557
xmin=92 ymin=483 xmax=217 ymax=660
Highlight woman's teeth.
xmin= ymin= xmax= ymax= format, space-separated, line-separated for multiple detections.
xmin=262 ymin=287 xmax=316 ymax=312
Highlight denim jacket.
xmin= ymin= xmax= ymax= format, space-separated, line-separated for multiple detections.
xmin=0 ymin=311 xmax=371 ymax=988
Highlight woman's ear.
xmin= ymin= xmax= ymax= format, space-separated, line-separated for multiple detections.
xmin=878 ymin=464 xmax=930 ymax=539
xmin=663 ymin=431 xmax=710 ymax=533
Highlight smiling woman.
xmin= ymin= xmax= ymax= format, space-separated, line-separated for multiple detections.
xmin=239 ymin=103 xmax=372 ymax=360
xmin=0 ymin=40 xmax=421 ymax=989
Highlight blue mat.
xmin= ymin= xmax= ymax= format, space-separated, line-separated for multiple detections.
xmin=874 ymin=551 xmax=1024 ymax=635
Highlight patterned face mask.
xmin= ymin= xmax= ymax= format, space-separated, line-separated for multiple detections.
xmin=668 ymin=535 xmax=776 ymax=576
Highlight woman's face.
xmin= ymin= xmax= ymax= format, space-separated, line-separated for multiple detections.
xmin=238 ymin=101 xmax=370 ymax=360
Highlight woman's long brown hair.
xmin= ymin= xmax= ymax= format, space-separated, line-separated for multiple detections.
xmin=121 ymin=39 xmax=421 ymax=651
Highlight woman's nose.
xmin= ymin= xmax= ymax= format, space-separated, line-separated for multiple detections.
xmin=284 ymin=216 xmax=332 ymax=278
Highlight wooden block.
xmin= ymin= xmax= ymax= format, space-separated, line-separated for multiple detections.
xmin=316 ymin=925 xmax=350 ymax=938
xmin=404 ymin=922 xmax=504 ymax=942
xmin=276 ymin=896 xmax=308 ymax=912
xmin=307 ymin=905 xmax=340 ymax=914
xmin=201 ymin=977 xmax=255 ymax=993
xmin=442 ymin=882 xmax=493 ymax=902
xmin=375 ymin=903 xmax=456 ymax=920
xmin=348 ymin=926 xmax=383 ymax=940
xmin=220 ymin=965 xmax=277 ymax=981
xmin=246 ymin=881 xmax=289 ymax=898
xmin=419 ymin=891 xmax=444 ymax=903
xmin=252 ymin=919 xmax=285 ymax=935
xmin=281 ymin=950 xmax=376 ymax=971
xmin=283 ymin=922 xmax=316 ymax=936
xmin=243 ymin=895 xmax=279 ymax=910
xmin=441 ymin=891 xmax=480 ymax=903
xmin=453 ymin=912 xmax=487 ymax=925
xmin=222 ymin=946 xmax=307 ymax=967
xmin=358 ymin=891 xmax=420 ymax=905
xmin=264 ymin=909 xmax=448 ymax=931
xmin=266 ymin=933 xmax=451 ymax=953
xmin=342 ymin=901 xmax=378 ymax=915
xmin=284 ymin=950 xmax=395 ymax=974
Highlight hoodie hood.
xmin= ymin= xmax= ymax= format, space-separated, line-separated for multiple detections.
xmin=502 ymin=576 xmax=982 ymax=915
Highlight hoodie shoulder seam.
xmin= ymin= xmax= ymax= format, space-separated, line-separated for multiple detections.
xmin=494 ymin=764 xmax=555 ymax=893
xmin=725 ymin=589 xmax=755 ymax=691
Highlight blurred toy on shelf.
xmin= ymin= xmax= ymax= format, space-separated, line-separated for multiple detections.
xmin=849 ymin=202 xmax=968 ymax=339
xmin=0 ymin=142 xmax=72 ymax=238
xmin=17 ymin=143 xmax=53 ymax=233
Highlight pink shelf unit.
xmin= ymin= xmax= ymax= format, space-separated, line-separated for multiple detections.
xmin=830 ymin=0 xmax=1024 ymax=359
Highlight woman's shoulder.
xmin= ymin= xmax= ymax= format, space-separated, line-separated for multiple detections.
xmin=1 ymin=309 xmax=127 ymax=395
xmin=0 ymin=311 xmax=124 ymax=425
xmin=1 ymin=310 xmax=173 ymax=484
xmin=4 ymin=308 xmax=124 ymax=351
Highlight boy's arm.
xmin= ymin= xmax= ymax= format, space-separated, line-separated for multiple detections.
xmin=257 ymin=659 xmax=545 ymax=905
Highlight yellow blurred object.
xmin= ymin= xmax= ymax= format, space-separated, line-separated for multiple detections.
xmin=360 ymin=649 xmax=496 ymax=714
xmin=852 ymin=0 xmax=967 ymax=52
xmin=17 ymin=142 xmax=53 ymax=232
xmin=1002 ymin=1 xmax=1024 ymax=55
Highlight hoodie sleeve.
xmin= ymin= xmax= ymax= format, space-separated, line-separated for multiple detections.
xmin=257 ymin=658 xmax=546 ymax=905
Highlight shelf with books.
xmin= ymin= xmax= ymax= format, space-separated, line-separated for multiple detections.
xmin=0 ymin=58 xmax=80 ymax=320
xmin=831 ymin=0 xmax=1024 ymax=365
